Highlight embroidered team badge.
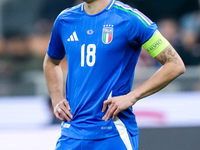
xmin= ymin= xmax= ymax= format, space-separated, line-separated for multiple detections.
xmin=102 ymin=25 xmax=113 ymax=44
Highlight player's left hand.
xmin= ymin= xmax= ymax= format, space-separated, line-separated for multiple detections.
xmin=102 ymin=94 xmax=137 ymax=121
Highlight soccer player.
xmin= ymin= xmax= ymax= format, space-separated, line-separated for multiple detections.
xmin=43 ymin=0 xmax=185 ymax=149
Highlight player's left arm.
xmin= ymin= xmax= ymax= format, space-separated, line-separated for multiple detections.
xmin=102 ymin=31 xmax=185 ymax=121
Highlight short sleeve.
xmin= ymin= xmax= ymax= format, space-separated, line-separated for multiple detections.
xmin=126 ymin=9 xmax=158 ymax=46
xmin=47 ymin=17 xmax=65 ymax=60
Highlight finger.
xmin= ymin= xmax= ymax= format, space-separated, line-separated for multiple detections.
xmin=106 ymin=105 xmax=117 ymax=121
xmin=102 ymin=104 xmax=117 ymax=121
xmin=112 ymin=108 xmax=121 ymax=120
xmin=102 ymin=102 xmax=113 ymax=120
xmin=102 ymin=103 xmax=108 ymax=113
xmin=103 ymin=106 xmax=116 ymax=121
xmin=102 ymin=99 xmax=111 ymax=113
xmin=54 ymin=109 xmax=65 ymax=121
xmin=63 ymin=100 xmax=71 ymax=110
xmin=60 ymin=104 xmax=73 ymax=119
xmin=57 ymin=107 xmax=72 ymax=122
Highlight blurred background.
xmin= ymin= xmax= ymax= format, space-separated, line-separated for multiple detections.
xmin=0 ymin=0 xmax=199 ymax=149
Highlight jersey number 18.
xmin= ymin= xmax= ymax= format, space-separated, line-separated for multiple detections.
xmin=81 ymin=44 xmax=96 ymax=67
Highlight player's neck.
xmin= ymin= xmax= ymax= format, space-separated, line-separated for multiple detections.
xmin=84 ymin=0 xmax=111 ymax=15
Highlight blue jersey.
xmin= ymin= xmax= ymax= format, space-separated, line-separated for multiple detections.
xmin=47 ymin=0 xmax=157 ymax=139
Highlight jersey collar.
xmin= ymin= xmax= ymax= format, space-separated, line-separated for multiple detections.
xmin=81 ymin=0 xmax=115 ymax=12
xmin=106 ymin=0 xmax=115 ymax=10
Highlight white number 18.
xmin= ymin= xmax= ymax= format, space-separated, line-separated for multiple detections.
xmin=81 ymin=44 xmax=96 ymax=67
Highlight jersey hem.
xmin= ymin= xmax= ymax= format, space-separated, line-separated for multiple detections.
xmin=61 ymin=130 xmax=119 ymax=140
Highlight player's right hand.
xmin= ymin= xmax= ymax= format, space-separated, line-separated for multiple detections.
xmin=54 ymin=99 xmax=73 ymax=122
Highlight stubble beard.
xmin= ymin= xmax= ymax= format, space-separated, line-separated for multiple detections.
xmin=82 ymin=0 xmax=97 ymax=4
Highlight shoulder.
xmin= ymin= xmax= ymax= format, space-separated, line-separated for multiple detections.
xmin=112 ymin=1 xmax=153 ymax=27
xmin=56 ymin=3 xmax=83 ymax=22
xmin=112 ymin=1 xmax=138 ymax=20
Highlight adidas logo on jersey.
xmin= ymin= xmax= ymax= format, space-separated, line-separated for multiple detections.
xmin=67 ymin=31 xmax=79 ymax=41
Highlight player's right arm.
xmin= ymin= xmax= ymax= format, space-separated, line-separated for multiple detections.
xmin=43 ymin=54 xmax=72 ymax=121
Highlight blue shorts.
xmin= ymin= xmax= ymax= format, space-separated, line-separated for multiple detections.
xmin=55 ymin=132 xmax=139 ymax=150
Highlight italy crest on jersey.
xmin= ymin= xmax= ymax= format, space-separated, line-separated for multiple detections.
xmin=102 ymin=25 xmax=113 ymax=44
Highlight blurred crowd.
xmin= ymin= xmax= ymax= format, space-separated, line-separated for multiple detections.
xmin=138 ymin=10 xmax=200 ymax=67
xmin=0 ymin=0 xmax=199 ymax=95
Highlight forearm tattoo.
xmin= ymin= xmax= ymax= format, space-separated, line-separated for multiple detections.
xmin=159 ymin=47 xmax=178 ymax=65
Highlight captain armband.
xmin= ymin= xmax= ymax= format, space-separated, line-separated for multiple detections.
xmin=142 ymin=31 xmax=170 ymax=58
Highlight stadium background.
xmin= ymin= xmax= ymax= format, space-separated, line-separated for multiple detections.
xmin=0 ymin=0 xmax=200 ymax=149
